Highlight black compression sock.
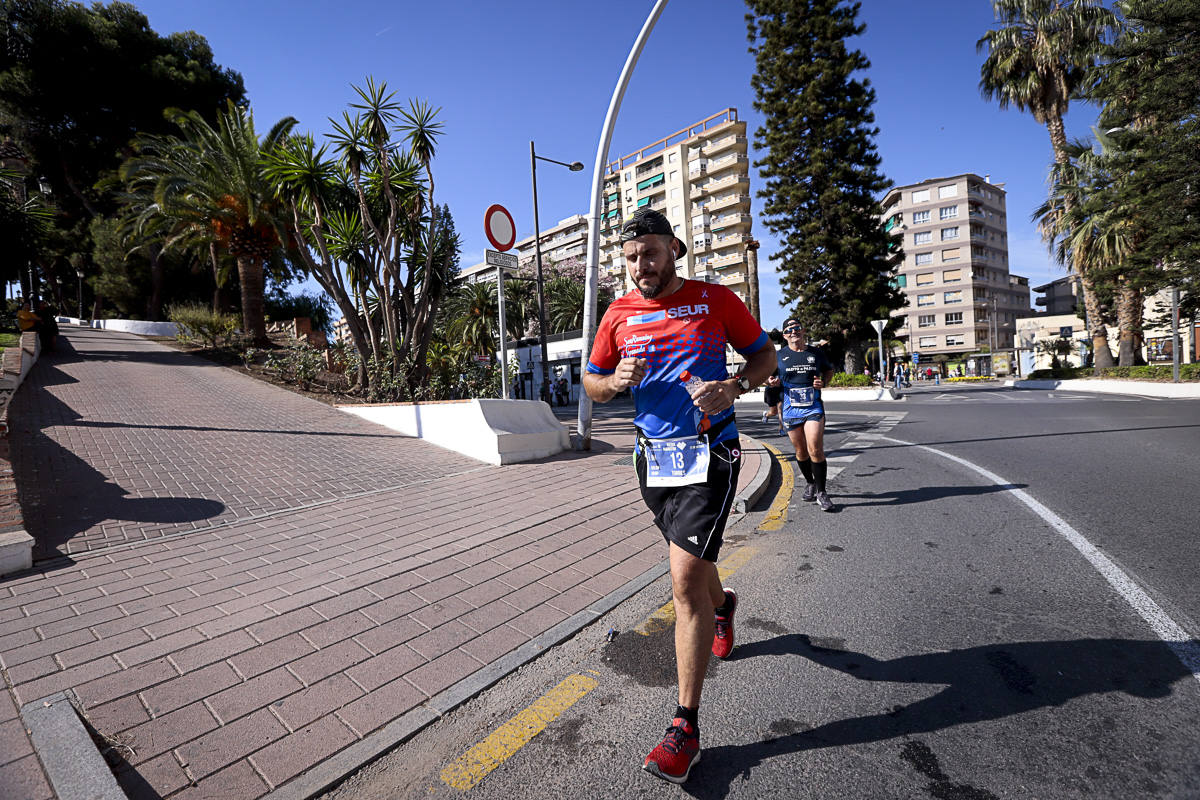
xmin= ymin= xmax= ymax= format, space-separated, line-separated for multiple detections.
xmin=813 ymin=460 xmax=827 ymax=493
xmin=797 ymin=459 xmax=814 ymax=484
xmin=675 ymin=705 xmax=698 ymax=728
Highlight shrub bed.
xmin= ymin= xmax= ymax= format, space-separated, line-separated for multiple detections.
xmin=828 ymin=372 xmax=870 ymax=387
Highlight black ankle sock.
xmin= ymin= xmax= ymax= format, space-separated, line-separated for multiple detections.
xmin=675 ymin=705 xmax=698 ymax=727
xmin=813 ymin=460 xmax=827 ymax=493
xmin=797 ymin=459 xmax=814 ymax=484
xmin=715 ymin=591 xmax=731 ymax=614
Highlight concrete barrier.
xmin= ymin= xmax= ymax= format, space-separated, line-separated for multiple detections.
xmin=0 ymin=332 xmax=40 ymax=576
xmin=338 ymin=398 xmax=570 ymax=465
xmin=90 ymin=318 xmax=179 ymax=337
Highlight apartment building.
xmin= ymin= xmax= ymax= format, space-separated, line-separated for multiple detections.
xmin=597 ymin=108 xmax=756 ymax=309
xmin=881 ymin=173 xmax=1031 ymax=365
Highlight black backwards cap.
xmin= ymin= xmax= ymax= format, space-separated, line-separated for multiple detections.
xmin=620 ymin=208 xmax=687 ymax=258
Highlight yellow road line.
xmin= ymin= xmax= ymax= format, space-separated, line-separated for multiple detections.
xmin=440 ymin=671 xmax=599 ymax=790
xmin=634 ymin=544 xmax=759 ymax=636
xmin=757 ymin=441 xmax=793 ymax=532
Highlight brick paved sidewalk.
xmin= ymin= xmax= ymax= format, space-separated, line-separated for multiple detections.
xmin=0 ymin=327 xmax=766 ymax=800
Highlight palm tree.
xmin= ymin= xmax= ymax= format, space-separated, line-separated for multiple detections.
xmin=445 ymin=280 xmax=498 ymax=356
xmin=978 ymin=0 xmax=1117 ymax=367
xmin=122 ymin=101 xmax=297 ymax=345
xmin=1033 ymin=135 xmax=1144 ymax=366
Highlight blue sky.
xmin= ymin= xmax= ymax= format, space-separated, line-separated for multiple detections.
xmin=132 ymin=0 xmax=1102 ymax=330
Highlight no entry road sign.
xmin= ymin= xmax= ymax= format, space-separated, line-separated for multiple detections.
xmin=484 ymin=204 xmax=516 ymax=252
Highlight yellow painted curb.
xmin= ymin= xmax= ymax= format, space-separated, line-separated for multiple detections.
xmin=440 ymin=671 xmax=600 ymax=790
xmin=757 ymin=440 xmax=793 ymax=532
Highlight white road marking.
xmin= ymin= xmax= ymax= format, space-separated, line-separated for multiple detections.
xmin=879 ymin=435 xmax=1200 ymax=686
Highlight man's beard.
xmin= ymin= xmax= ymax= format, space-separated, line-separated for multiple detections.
xmin=638 ymin=272 xmax=673 ymax=299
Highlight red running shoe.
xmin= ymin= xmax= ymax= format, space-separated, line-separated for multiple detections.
xmin=643 ymin=717 xmax=700 ymax=784
xmin=712 ymin=588 xmax=737 ymax=659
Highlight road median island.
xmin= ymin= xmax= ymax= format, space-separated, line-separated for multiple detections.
xmin=1007 ymin=378 xmax=1200 ymax=399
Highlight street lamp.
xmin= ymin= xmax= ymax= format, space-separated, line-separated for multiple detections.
xmin=530 ymin=141 xmax=584 ymax=405
xmin=76 ymin=268 xmax=84 ymax=319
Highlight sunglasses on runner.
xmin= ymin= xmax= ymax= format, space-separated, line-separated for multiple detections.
xmin=783 ymin=326 xmax=802 ymax=334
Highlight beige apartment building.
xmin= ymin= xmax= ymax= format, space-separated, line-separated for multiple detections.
xmin=881 ymin=173 xmax=1031 ymax=368
xmin=597 ymin=108 xmax=757 ymax=313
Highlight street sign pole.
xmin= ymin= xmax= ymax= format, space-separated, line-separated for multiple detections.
xmin=486 ymin=248 xmax=519 ymax=400
xmin=871 ymin=319 xmax=887 ymax=384
xmin=497 ymin=265 xmax=509 ymax=399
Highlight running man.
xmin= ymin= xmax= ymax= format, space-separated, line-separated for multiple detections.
xmin=778 ymin=318 xmax=836 ymax=512
xmin=583 ymin=208 xmax=776 ymax=784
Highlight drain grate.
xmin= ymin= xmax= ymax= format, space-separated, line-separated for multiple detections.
xmin=613 ymin=455 xmax=634 ymax=466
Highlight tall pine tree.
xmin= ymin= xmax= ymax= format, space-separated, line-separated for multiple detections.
xmin=746 ymin=0 xmax=903 ymax=371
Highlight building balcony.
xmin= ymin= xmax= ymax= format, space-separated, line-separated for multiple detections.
xmin=705 ymin=192 xmax=750 ymax=213
xmin=707 ymin=153 xmax=748 ymax=173
xmin=704 ymin=174 xmax=749 ymax=194
xmin=714 ymin=231 xmax=747 ymax=248
xmin=704 ymin=134 xmax=747 ymax=156
xmin=711 ymin=211 xmax=752 ymax=230
xmin=712 ymin=251 xmax=744 ymax=269
xmin=692 ymin=237 xmax=713 ymax=254
xmin=719 ymin=270 xmax=747 ymax=286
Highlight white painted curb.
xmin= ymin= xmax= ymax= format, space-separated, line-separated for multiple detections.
xmin=1008 ymin=378 xmax=1200 ymax=399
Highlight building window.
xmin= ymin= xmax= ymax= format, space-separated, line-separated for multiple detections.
xmin=912 ymin=210 xmax=930 ymax=224
xmin=942 ymin=247 xmax=960 ymax=262
xmin=940 ymin=205 xmax=958 ymax=220
xmin=915 ymin=272 xmax=934 ymax=286
xmin=671 ymin=188 xmax=681 ymax=199
xmin=941 ymin=226 xmax=959 ymax=241
xmin=915 ymin=252 xmax=933 ymax=265
xmin=624 ymin=171 xmax=631 ymax=182
xmin=917 ymin=294 xmax=935 ymax=307
xmin=912 ymin=188 xmax=931 ymax=204
xmin=918 ymin=314 xmax=935 ymax=327
xmin=669 ymin=152 xmax=677 ymax=163
xmin=942 ymin=268 xmax=962 ymax=283
xmin=913 ymin=231 xmax=932 ymax=245
xmin=919 ymin=336 xmax=937 ymax=348
xmin=944 ymin=290 xmax=963 ymax=304
xmin=938 ymin=184 xmax=958 ymax=199
xmin=945 ymin=312 xmax=963 ymax=325
xmin=946 ymin=334 xmax=965 ymax=346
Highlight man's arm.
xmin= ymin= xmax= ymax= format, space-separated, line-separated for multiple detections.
xmin=687 ymin=341 xmax=777 ymax=415
xmin=583 ymin=357 xmax=647 ymax=404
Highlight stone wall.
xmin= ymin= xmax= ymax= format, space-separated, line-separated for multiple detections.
xmin=0 ymin=332 xmax=38 ymax=575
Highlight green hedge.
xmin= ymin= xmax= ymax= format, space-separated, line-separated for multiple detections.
xmin=1098 ymin=364 xmax=1200 ymax=381
xmin=828 ymin=372 xmax=870 ymax=387
xmin=1026 ymin=364 xmax=1200 ymax=381
xmin=1026 ymin=366 xmax=1093 ymax=380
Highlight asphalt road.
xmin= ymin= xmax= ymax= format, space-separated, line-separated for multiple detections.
xmin=322 ymin=384 xmax=1200 ymax=799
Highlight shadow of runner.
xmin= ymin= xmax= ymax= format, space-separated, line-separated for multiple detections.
xmin=8 ymin=358 xmax=226 ymax=564
xmin=682 ymin=635 xmax=1196 ymax=798
xmin=835 ymin=483 xmax=1028 ymax=507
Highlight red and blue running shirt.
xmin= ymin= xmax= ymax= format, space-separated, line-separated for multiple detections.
xmin=587 ymin=280 xmax=768 ymax=443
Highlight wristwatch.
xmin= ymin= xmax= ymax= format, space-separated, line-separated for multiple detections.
xmin=733 ymin=374 xmax=752 ymax=395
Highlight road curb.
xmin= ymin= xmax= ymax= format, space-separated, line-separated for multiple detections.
xmin=1007 ymin=378 xmax=1200 ymax=398
xmin=21 ymin=690 xmax=127 ymax=800
xmin=733 ymin=434 xmax=773 ymax=514
xmin=271 ymin=561 xmax=670 ymax=799
xmin=275 ymin=437 xmax=774 ymax=798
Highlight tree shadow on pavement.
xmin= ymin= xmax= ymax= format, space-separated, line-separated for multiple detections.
xmin=684 ymin=634 xmax=1197 ymax=798
xmin=8 ymin=363 xmax=227 ymax=564
xmin=835 ymin=483 xmax=1028 ymax=507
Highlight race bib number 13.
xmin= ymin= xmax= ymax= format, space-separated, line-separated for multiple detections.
xmin=642 ymin=436 xmax=711 ymax=487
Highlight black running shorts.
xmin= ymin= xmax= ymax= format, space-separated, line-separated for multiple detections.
xmin=634 ymin=438 xmax=742 ymax=562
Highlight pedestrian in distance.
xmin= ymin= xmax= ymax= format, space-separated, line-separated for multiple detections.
xmin=583 ymin=208 xmax=776 ymax=785
xmin=778 ymin=318 xmax=836 ymax=512
xmin=761 ymin=368 xmax=784 ymax=435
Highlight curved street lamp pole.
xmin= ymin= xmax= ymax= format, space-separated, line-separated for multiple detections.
xmin=576 ymin=0 xmax=670 ymax=449
xmin=530 ymin=142 xmax=584 ymax=405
